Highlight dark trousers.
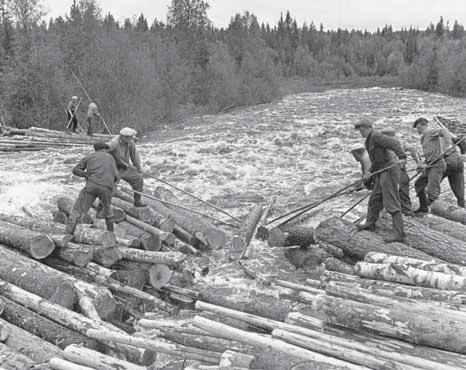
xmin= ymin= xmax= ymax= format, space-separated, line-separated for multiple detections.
xmin=366 ymin=166 xmax=401 ymax=224
xmin=399 ymin=169 xmax=412 ymax=213
xmin=67 ymin=111 xmax=78 ymax=132
xmin=119 ymin=167 xmax=144 ymax=202
xmin=444 ymin=155 xmax=465 ymax=207
xmin=415 ymin=161 xmax=446 ymax=204
xmin=66 ymin=182 xmax=113 ymax=232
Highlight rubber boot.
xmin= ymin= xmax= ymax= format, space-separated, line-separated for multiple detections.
xmin=356 ymin=222 xmax=375 ymax=231
xmin=414 ymin=190 xmax=429 ymax=215
xmin=356 ymin=197 xmax=379 ymax=232
xmin=95 ymin=202 xmax=104 ymax=219
xmin=105 ymin=218 xmax=114 ymax=232
xmin=133 ymin=193 xmax=147 ymax=208
xmin=383 ymin=211 xmax=405 ymax=243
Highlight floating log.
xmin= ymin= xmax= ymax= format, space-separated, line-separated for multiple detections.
xmin=315 ymin=217 xmax=442 ymax=261
xmin=49 ymin=357 xmax=94 ymax=370
xmin=118 ymin=221 xmax=161 ymax=251
xmin=111 ymin=197 xmax=154 ymax=224
xmin=318 ymin=282 xmax=466 ymax=353
xmin=172 ymin=225 xmax=200 ymax=247
xmin=126 ymin=215 xmax=175 ymax=247
xmin=355 ymin=262 xmax=466 ymax=291
xmin=55 ymin=243 xmax=94 ymax=267
xmin=375 ymin=216 xmax=466 ymax=265
xmin=267 ymin=225 xmax=316 ymax=248
xmin=220 ymin=350 xmax=254 ymax=368
xmin=1 ymin=296 xmax=99 ymax=350
xmin=57 ymin=197 xmax=93 ymax=224
xmin=0 ymin=221 xmax=55 ymax=259
xmin=78 ymin=294 xmax=102 ymax=322
xmin=431 ymin=199 xmax=466 ymax=225
xmin=0 ymin=279 xmax=152 ymax=365
xmin=87 ymin=262 xmax=146 ymax=290
xmin=73 ymin=224 xmax=116 ymax=248
xmin=0 ymin=213 xmax=66 ymax=233
xmin=0 ymin=317 xmax=63 ymax=362
xmin=119 ymin=247 xmax=185 ymax=267
xmin=231 ymin=204 xmax=264 ymax=252
xmin=0 ymin=342 xmax=41 ymax=370
xmin=285 ymin=312 xmax=325 ymax=331
xmin=115 ymin=235 xmax=140 ymax=248
xmin=365 ymin=252 xmax=466 ymax=276
xmin=63 ymin=344 xmax=145 ymax=370
xmin=416 ymin=213 xmax=466 ymax=243
xmin=86 ymin=329 xmax=221 ymax=364
xmin=192 ymin=316 xmax=369 ymax=370
xmin=0 ymin=247 xmax=77 ymax=308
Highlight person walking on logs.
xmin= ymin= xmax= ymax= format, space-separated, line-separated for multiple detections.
xmin=86 ymin=102 xmax=100 ymax=136
xmin=107 ymin=127 xmax=147 ymax=207
xmin=381 ymin=126 xmax=422 ymax=217
xmin=65 ymin=142 xmax=119 ymax=234
xmin=354 ymin=118 xmax=407 ymax=243
xmin=67 ymin=96 xmax=79 ymax=133
xmin=413 ymin=117 xmax=454 ymax=214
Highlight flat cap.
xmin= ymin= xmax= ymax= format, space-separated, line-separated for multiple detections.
xmin=381 ymin=127 xmax=396 ymax=136
xmin=413 ymin=117 xmax=428 ymax=128
xmin=354 ymin=118 xmax=373 ymax=129
xmin=93 ymin=141 xmax=109 ymax=151
xmin=120 ymin=127 xmax=137 ymax=137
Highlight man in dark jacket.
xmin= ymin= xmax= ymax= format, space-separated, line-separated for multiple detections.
xmin=67 ymin=96 xmax=79 ymax=133
xmin=65 ymin=142 xmax=119 ymax=234
xmin=355 ymin=118 xmax=407 ymax=243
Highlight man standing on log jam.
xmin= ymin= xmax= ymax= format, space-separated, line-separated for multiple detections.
xmin=413 ymin=117 xmax=464 ymax=213
xmin=354 ymin=118 xmax=407 ymax=243
xmin=65 ymin=142 xmax=119 ymax=234
xmin=67 ymin=96 xmax=79 ymax=133
xmin=381 ymin=127 xmax=421 ymax=217
xmin=107 ymin=127 xmax=147 ymax=207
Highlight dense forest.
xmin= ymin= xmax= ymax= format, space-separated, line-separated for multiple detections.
xmin=0 ymin=0 xmax=464 ymax=132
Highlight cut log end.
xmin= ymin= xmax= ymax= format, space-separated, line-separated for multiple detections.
xmin=50 ymin=280 xmax=77 ymax=309
xmin=149 ymin=264 xmax=173 ymax=289
xmin=205 ymin=229 xmax=226 ymax=250
xmin=29 ymin=235 xmax=55 ymax=259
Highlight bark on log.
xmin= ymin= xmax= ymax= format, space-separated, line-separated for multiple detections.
xmin=86 ymin=329 xmax=221 ymax=364
xmin=0 ymin=342 xmax=40 ymax=370
xmin=319 ymin=282 xmax=466 ymax=353
xmin=172 ymin=225 xmax=200 ymax=247
xmin=267 ymin=225 xmax=316 ymax=248
xmin=375 ymin=216 xmax=466 ymax=265
xmin=57 ymin=198 xmax=93 ymax=224
xmin=116 ymin=221 xmax=160 ymax=251
xmin=365 ymin=252 xmax=466 ymax=276
xmin=53 ymin=210 xmax=69 ymax=224
xmin=231 ymin=204 xmax=264 ymax=251
xmin=285 ymin=312 xmax=325 ymax=331
xmin=93 ymin=245 xmax=122 ymax=267
xmin=416 ymin=213 xmax=466 ymax=243
xmin=1 ymin=296 xmax=99 ymax=350
xmin=321 ymin=270 xmax=466 ymax=306
xmin=126 ymin=215 xmax=175 ymax=247
xmin=78 ymin=294 xmax=102 ymax=322
xmin=49 ymin=358 xmax=94 ymax=370
xmin=220 ymin=350 xmax=254 ymax=368
xmin=0 ymin=221 xmax=55 ymax=259
xmin=0 ymin=279 xmax=152 ymax=365
xmin=431 ymin=199 xmax=466 ymax=225
xmin=73 ymin=224 xmax=116 ymax=248
xmin=0 ymin=213 xmax=65 ymax=233
xmin=63 ymin=344 xmax=145 ymax=370
xmin=0 ymin=317 xmax=63 ymax=362
xmin=355 ymin=262 xmax=466 ymax=291
xmin=87 ymin=262 xmax=146 ymax=290
xmin=119 ymin=246 xmax=185 ymax=267
xmin=0 ymin=247 xmax=77 ymax=308
xmin=51 ymin=234 xmax=73 ymax=248
xmin=54 ymin=243 xmax=94 ymax=267
xmin=149 ymin=187 xmax=226 ymax=250
xmin=192 ymin=316 xmax=369 ymax=370
xmin=315 ymin=217 xmax=442 ymax=261
xmin=111 ymin=197 xmax=154 ymax=224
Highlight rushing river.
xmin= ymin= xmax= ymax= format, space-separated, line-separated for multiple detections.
xmin=0 ymin=87 xmax=463 ymax=281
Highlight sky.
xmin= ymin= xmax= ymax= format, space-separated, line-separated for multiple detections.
xmin=44 ymin=0 xmax=466 ymax=31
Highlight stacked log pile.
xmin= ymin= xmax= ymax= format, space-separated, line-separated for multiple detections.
xmin=0 ymin=126 xmax=113 ymax=151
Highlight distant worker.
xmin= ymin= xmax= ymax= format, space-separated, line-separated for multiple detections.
xmin=65 ymin=142 xmax=119 ymax=234
xmin=413 ymin=117 xmax=459 ymax=214
xmin=107 ymin=127 xmax=146 ymax=207
xmin=86 ymin=102 xmax=100 ymax=136
xmin=381 ymin=127 xmax=422 ymax=217
xmin=67 ymin=96 xmax=79 ymax=133
xmin=354 ymin=118 xmax=407 ymax=243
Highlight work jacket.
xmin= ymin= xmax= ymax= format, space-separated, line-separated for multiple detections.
xmin=73 ymin=151 xmax=119 ymax=189
xmin=107 ymin=135 xmax=141 ymax=171
xmin=365 ymin=130 xmax=406 ymax=172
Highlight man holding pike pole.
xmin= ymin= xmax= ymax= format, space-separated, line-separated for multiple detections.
xmin=354 ymin=118 xmax=407 ymax=243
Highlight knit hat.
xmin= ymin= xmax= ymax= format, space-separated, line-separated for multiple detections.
xmin=93 ymin=141 xmax=109 ymax=151
xmin=413 ymin=117 xmax=428 ymax=128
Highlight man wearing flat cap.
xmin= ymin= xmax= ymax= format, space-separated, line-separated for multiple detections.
xmin=65 ymin=141 xmax=119 ymax=234
xmin=354 ymin=118 xmax=407 ymax=243
xmin=107 ymin=127 xmax=146 ymax=207
xmin=413 ymin=117 xmax=464 ymax=212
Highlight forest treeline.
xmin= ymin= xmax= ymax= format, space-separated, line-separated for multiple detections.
xmin=0 ymin=0 xmax=464 ymax=132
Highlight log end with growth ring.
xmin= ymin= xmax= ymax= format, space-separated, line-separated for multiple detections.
xmin=149 ymin=264 xmax=172 ymax=289
xmin=28 ymin=235 xmax=55 ymax=259
xmin=50 ymin=280 xmax=77 ymax=309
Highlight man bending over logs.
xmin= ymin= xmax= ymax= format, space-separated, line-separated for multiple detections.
xmin=354 ymin=118 xmax=407 ymax=243
xmin=65 ymin=142 xmax=119 ymax=234
xmin=107 ymin=127 xmax=146 ymax=207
